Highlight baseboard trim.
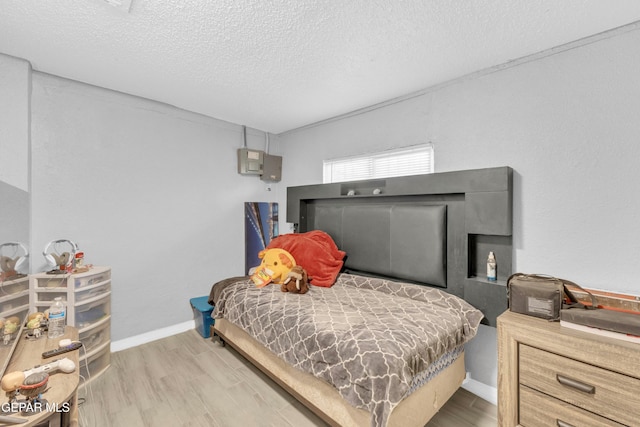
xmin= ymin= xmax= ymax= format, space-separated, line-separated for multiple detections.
xmin=462 ymin=375 xmax=497 ymax=406
xmin=111 ymin=320 xmax=195 ymax=353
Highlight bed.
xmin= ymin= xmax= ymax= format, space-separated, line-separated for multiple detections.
xmin=211 ymin=166 xmax=513 ymax=427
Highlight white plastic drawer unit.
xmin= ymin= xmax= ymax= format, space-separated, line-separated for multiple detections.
xmin=74 ymin=269 xmax=111 ymax=289
xmin=31 ymin=268 xmax=111 ymax=290
xmin=0 ymin=276 xmax=29 ymax=295
xmin=79 ymin=316 xmax=110 ymax=355
xmin=0 ymin=292 xmax=29 ymax=313
xmin=0 ymin=276 xmax=30 ymax=319
xmin=75 ymin=281 xmax=111 ymax=302
xmin=29 ymin=266 xmax=112 ymax=387
xmin=32 ymin=275 xmax=68 ymax=288
xmin=33 ymin=290 xmax=67 ymax=304
xmin=73 ymin=294 xmax=111 ymax=330
xmin=0 ymin=306 xmax=28 ymax=322
xmin=79 ymin=345 xmax=110 ymax=385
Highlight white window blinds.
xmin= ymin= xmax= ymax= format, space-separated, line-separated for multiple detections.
xmin=323 ymin=144 xmax=434 ymax=184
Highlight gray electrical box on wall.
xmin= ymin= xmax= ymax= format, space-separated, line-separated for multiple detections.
xmin=261 ymin=154 xmax=282 ymax=182
xmin=238 ymin=148 xmax=264 ymax=175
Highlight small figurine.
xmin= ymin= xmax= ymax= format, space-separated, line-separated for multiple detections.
xmin=2 ymin=317 xmax=19 ymax=345
xmin=26 ymin=313 xmax=47 ymax=340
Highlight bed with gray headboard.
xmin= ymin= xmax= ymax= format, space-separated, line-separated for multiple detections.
xmin=211 ymin=166 xmax=513 ymax=427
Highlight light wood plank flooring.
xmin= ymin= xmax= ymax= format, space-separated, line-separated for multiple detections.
xmin=79 ymin=329 xmax=496 ymax=426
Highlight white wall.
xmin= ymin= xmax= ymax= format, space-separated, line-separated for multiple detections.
xmin=278 ymin=25 xmax=640 ymax=393
xmin=0 ymin=54 xmax=30 ymax=192
xmin=0 ymin=54 xmax=30 ymax=247
xmin=30 ymin=73 xmax=280 ymax=341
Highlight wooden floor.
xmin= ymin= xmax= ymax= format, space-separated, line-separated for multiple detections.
xmin=79 ymin=329 xmax=497 ymax=427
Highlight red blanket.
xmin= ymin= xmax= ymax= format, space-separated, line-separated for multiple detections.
xmin=267 ymin=231 xmax=346 ymax=287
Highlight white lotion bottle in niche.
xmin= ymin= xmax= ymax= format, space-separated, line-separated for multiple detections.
xmin=487 ymin=251 xmax=497 ymax=282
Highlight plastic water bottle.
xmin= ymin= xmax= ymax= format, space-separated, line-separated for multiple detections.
xmin=48 ymin=297 xmax=66 ymax=338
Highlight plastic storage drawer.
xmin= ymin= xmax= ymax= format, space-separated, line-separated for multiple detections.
xmin=80 ymin=346 xmax=110 ymax=385
xmin=0 ymin=293 xmax=29 ymax=313
xmin=74 ymin=295 xmax=110 ymax=330
xmin=0 ymin=277 xmax=29 ymax=295
xmin=79 ymin=317 xmax=110 ymax=355
xmin=34 ymin=291 xmax=67 ymax=304
xmin=74 ymin=270 xmax=111 ymax=289
xmin=34 ymin=276 xmax=68 ymax=288
xmin=76 ymin=282 xmax=111 ymax=302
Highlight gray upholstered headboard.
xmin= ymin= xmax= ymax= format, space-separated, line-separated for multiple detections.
xmin=286 ymin=166 xmax=513 ymax=326
xmin=312 ymin=203 xmax=447 ymax=287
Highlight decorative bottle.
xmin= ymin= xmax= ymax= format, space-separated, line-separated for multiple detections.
xmin=487 ymin=251 xmax=497 ymax=282
xmin=48 ymin=297 xmax=66 ymax=338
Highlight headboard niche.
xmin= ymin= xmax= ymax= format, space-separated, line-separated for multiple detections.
xmin=287 ymin=166 xmax=513 ymax=326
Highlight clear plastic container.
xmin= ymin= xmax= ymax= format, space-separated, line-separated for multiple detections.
xmin=36 ymin=291 xmax=67 ymax=303
xmin=79 ymin=317 xmax=110 ymax=354
xmin=76 ymin=282 xmax=111 ymax=302
xmin=0 ymin=276 xmax=29 ymax=295
xmin=80 ymin=346 xmax=110 ymax=385
xmin=75 ymin=296 xmax=110 ymax=330
xmin=47 ymin=297 xmax=66 ymax=338
xmin=74 ymin=269 xmax=111 ymax=289
xmin=0 ymin=293 xmax=29 ymax=313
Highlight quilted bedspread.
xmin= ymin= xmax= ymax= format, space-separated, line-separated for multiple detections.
xmin=212 ymin=273 xmax=483 ymax=427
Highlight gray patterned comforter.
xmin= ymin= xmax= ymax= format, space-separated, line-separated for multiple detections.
xmin=212 ymin=273 xmax=483 ymax=427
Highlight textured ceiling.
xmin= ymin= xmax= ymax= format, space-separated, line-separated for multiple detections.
xmin=1 ymin=1 xmax=640 ymax=134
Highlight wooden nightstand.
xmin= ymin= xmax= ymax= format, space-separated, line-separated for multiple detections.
xmin=497 ymin=310 xmax=640 ymax=427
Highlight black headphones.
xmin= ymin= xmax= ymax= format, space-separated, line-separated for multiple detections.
xmin=43 ymin=239 xmax=78 ymax=269
xmin=0 ymin=242 xmax=29 ymax=273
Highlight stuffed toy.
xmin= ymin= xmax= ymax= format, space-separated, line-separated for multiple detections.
xmin=251 ymin=248 xmax=296 ymax=288
xmin=266 ymin=231 xmax=346 ymax=287
xmin=281 ymin=265 xmax=309 ymax=294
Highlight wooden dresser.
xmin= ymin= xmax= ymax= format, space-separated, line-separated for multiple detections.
xmin=497 ymin=310 xmax=640 ymax=427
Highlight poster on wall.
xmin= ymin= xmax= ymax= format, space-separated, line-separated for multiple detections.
xmin=245 ymin=202 xmax=279 ymax=274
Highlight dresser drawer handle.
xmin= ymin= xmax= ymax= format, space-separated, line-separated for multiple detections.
xmin=557 ymin=420 xmax=576 ymax=427
xmin=556 ymin=374 xmax=595 ymax=394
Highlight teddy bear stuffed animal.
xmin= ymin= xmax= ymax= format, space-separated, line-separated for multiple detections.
xmin=281 ymin=265 xmax=309 ymax=294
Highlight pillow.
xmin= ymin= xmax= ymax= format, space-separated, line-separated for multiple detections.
xmin=267 ymin=231 xmax=346 ymax=287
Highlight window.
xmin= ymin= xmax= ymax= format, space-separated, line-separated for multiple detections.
xmin=323 ymin=144 xmax=434 ymax=183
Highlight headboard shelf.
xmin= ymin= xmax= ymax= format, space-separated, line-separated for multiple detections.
xmin=340 ymin=180 xmax=387 ymax=196
xmin=287 ymin=166 xmax=513 ymax=326
xmin=467 ymin=233 xmax=512 ymax=283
